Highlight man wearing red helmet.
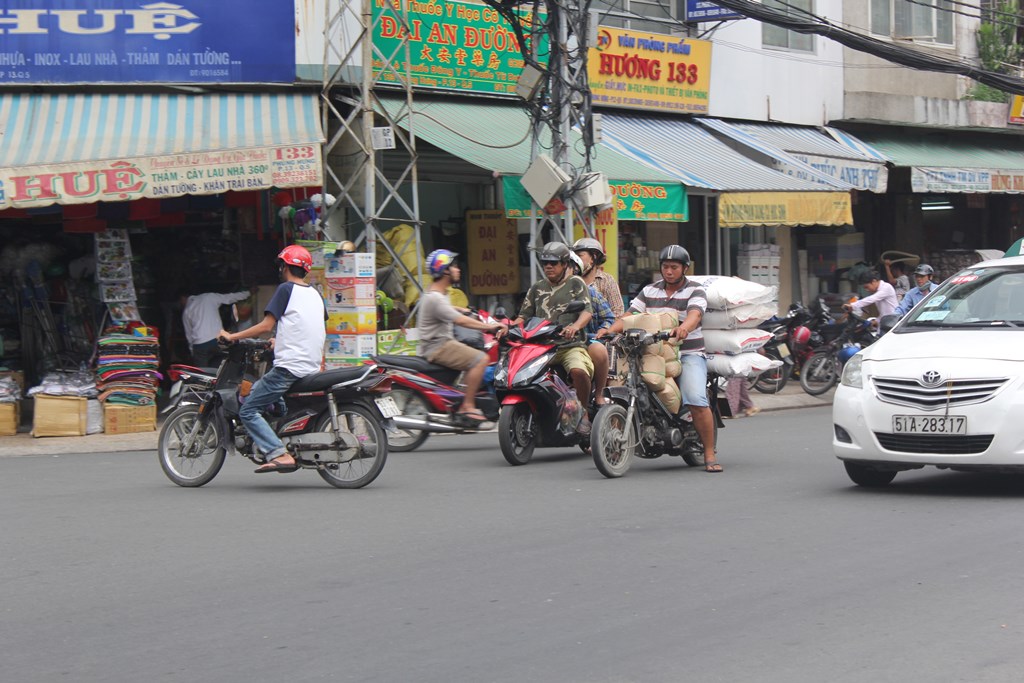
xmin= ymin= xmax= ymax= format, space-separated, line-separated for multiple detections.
xmin=220 ymin=244 xmax=327 ymax=473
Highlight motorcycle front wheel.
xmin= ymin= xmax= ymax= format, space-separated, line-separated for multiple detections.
xmin=591 ymin=404 xmax=636 ymax=478
xmin=498 ymin=403 xmax=537 ymax=465
xmin=800 ymin=350 xmax=839 ymax=396
xmin=314 ymin=406 xmax=387 ymax=489
xmin=385 ymin=388 xmax=431 ymax=452
xmin=158 ymin=406 xmax=225 ymax=487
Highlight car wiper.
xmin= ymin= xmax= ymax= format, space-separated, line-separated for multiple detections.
xmin=957 ymin=320 xmax=1020 ymax=327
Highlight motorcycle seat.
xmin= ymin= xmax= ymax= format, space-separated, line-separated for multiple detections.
xmin=372 ymin=354 xmax=461 ymax=386
xmin=288 ymin=366 xmax=371 ymax=393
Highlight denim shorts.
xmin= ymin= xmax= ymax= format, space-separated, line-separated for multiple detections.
xmin=677 ymin=353 xmax=709 ymax=408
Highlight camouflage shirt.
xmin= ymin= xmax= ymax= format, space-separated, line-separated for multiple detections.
xmin=517 ymin=274 xmax=593 ymax=347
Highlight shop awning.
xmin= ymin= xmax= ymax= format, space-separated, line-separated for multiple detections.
xmin=697 ymin=119 xmax=889 ymax=193
xmin=833 ymin=128 xmax=1024 ymax=194
xmin=0 ymin=93 xmax=325 ymax=209
xmin=599 ymin=113 xmax=847 ymax=192
xmin=378 ymin=96 xmax=689 ymax=221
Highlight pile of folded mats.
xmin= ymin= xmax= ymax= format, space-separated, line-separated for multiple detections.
xmin=95 ymin=334 xmax=162 ymax=406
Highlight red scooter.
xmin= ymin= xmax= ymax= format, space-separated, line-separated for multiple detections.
xmin=493 ymin=301 xmax=589 ymax=466
xmin=372 ymin=308 xmax=502 ymax=452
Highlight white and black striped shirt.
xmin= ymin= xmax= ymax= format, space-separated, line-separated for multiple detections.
xmin=629 ymin=278 xmax=707 ymax=355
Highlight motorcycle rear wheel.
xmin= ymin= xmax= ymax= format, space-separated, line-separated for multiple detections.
xmin=314 ymin=406 xmax=388 ymax=489
xmin=498 ymin=403 xmax=536 ymax=465
xmin=158 ymin=406 xmax=225 ymax=487
xmin=385 ymin=388 xmax=431 ymax=452
xmin=800 ymin=350 xmax=839 ymax=396
xmin=591 ymin=404 xmax=635 ymax=478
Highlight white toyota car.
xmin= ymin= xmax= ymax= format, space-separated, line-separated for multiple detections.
xmin=833 ymin=254 xmax=1024 ymax=486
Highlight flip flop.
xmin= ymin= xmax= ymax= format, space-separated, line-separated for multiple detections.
xmin=704 ymin=460 xmax=723 ymax=473
xmin=255 ymin=459 xmax=299 ymax=474
xmin=455 ymin=411 xmax=489 ymax=424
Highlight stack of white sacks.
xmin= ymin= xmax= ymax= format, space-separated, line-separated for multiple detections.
xmin=690 ymin=275 xmax=783 ymax=379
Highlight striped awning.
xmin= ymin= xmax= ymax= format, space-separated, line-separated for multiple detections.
xmin=697 ymin=118 xmax=889 ymax=193
xmin=0 ymin=93 xmax=325 ymax=209
xmin=599 ymin=113 xmax=843 ymax=192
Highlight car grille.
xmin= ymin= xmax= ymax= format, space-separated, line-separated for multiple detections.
xmin=874 ymin=433 xmax=994 ymax=455
xmin=872 ymin=376 xmax=1007 ymax=410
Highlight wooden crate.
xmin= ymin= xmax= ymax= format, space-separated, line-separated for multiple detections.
xmin=0 ymin=401 xmax=19 ymax=436
xmin=104 ymin=404 xmax=157 ymax=434
xmin=32 ymin=395 xmax=87 ymax=437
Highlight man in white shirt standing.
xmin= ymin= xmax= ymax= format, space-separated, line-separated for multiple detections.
xmin=844 ymin=271 xmax=898 ymax=319
xmin=181 ymin=288 xmax=254 ymax=366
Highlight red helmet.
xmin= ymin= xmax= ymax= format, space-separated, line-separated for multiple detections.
xmin=791 ymin=325 xmax=812 ymax=348
xmin=277 ymin=245 xmax=313 ymax=273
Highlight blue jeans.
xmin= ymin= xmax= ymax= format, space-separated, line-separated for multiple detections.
xmin=239 ymin=366 xmax=298 ymax=460
xmin=677 ymin=353 xmax=710 ymax=408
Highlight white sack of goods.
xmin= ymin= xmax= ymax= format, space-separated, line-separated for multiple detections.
xmin=701 ymin=301 xmax=778 ymax=330
xmin=690 ymin=275 xmax=777 ymax=310
xmin=706 ymin=352 xmax=784 ymax=378
xmin=702 ymin=328 xmax=772 ymax=355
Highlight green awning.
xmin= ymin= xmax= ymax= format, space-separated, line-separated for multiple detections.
xmin=847 ymin=130 xmax=1024 ymax=194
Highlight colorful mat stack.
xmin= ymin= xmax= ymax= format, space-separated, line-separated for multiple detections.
xmin=96 ymin=333 xmax=162 ymax=405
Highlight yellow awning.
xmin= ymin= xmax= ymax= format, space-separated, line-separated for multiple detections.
xmin=719 ymin=192 xmax=853 ymax=228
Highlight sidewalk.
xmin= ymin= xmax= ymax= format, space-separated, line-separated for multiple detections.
xmin=0 ymin=383 xmax=833 ymax=458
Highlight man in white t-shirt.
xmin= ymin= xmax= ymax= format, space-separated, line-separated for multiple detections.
xmin=181 ymin=288 xmax=252 ymax=366
xmin=220 ymin=245 xmax=326 ymax=473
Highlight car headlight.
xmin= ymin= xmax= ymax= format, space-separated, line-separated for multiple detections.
xmin=840 ymin=353 xmax=864 ymax=388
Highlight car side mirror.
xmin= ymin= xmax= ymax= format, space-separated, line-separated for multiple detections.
xmin=878 ymin=314 xmax=899 ymax=335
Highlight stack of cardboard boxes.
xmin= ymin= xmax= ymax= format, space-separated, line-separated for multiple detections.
xmin=322 ymin=250 xmax=378 ymax=368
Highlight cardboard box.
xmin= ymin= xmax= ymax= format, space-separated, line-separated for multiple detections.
xmin=376 ymin=329 xmax=418 ymax=356
xmin=0 ymin=401 xmax=19 ymax=436
xmin=326 ymin=307 xmax=377 ymax=335
xmin=325 ymin=277 xmax=376 ymax=308
xmin=325 ymin=334 xmax=376 ymax=359
xmin=326 ymin=253 xmax=375 ymax=278
xmin=324 ymin=357 xmax=372 ymax=369
xmin=104 ymin=403 xmax=157 ymax=434
xmin=32 ymin=395 xmax=87 ymax=437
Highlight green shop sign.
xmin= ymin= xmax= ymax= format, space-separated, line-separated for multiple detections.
xmin=372 ymin=0 xmax=547 ymax=96
xmin=502 ymin=176 xmax=688 ymax=222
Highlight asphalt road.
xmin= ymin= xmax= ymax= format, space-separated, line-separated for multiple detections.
xmin=3 ymin=406 xmax=1024 ymax=683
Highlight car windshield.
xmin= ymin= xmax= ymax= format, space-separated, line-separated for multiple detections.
xmin=902 ymin=265 xmax=1024 ymax=328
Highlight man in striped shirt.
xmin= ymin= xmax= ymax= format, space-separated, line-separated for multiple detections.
xmin=598 ymin=245 xmax=720 ymax=472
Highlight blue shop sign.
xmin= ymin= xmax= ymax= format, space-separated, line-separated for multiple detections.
xmin=0 ymin=1 xmax=295 ymax=84
xmin=683 ymin=1 xmax=744 ymax=22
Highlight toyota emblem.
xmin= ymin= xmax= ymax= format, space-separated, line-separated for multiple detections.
xmin=921 ymin=371 xmax=943 ymax=386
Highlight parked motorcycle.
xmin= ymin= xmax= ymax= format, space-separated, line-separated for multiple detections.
xmin=799 ymin=311 xmax=877 ymax=396
xmin=493 ymin=301 xmax=590 ymax=466
xmin=374 ymin=308 xmax=502 ymax=452
xmin=158 ymin=339 xmax=395 ymax=488
xmin=591 ymin=328 xmax=724 ymax=478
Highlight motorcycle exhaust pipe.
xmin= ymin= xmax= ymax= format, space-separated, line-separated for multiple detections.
xmin=390 ymin=415 xmax=464 ymax=433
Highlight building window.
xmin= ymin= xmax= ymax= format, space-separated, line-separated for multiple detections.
xmin=762 ymin=0 xmax=814 ymax=52
xmin=593 ymin=0 xmax=679 ymax=33
xmin=870 ymin=0 xmax=954 ymax=45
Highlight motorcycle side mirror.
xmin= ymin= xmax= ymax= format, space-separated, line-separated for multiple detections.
xmin=494 ymin=306 xmax=508 ymax=319
xmin=878 ymin=314 xmax=899 ymax=335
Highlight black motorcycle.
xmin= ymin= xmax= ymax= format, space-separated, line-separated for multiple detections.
xmin=590 ymin=328 xmax=724 ymax=478
xmin=157 ymin=339 xmax=394 ymax=488
xmin=799 ymin=311 xmax=877 ymax=396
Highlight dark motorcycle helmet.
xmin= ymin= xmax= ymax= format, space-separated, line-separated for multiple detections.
xmin=913 ymin=264 xmax=934 ymax=276
xmin=659 ymin=245 xmax=690 ymax=267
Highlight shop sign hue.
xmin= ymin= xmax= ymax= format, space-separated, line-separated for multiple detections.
xmin=682 ymin=0 xmax=744 ymax=22
xmin=372 ymin=0 xmax=547 ymax=96
xmin=588 ymin=27 xmax=711 ymax=114
xmin=775 ymin=154 xmax=888 ymax=193
xmin=718 ymin=192 xmax=853 ymax=228
xmin=573 ymin=207 xmax=619 ymax=282
xmin=0 ymin=0 xmax=295 ymax=84
xmin=910 ymin=167 xmax=1024 ymax=194
xmin=502 ymin=176 xmax=688 ymax=222
xmin=465 ymin=209 xmax=520 ymax=294
xmin=0 ymin=145 xmax=323 ymax=210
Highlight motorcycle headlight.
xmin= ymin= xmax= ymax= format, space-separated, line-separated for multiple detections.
xmin=513 ymin=355 xmax=550 ymax=387
xmin=840 ymin=353 xmax=864 ymax=389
